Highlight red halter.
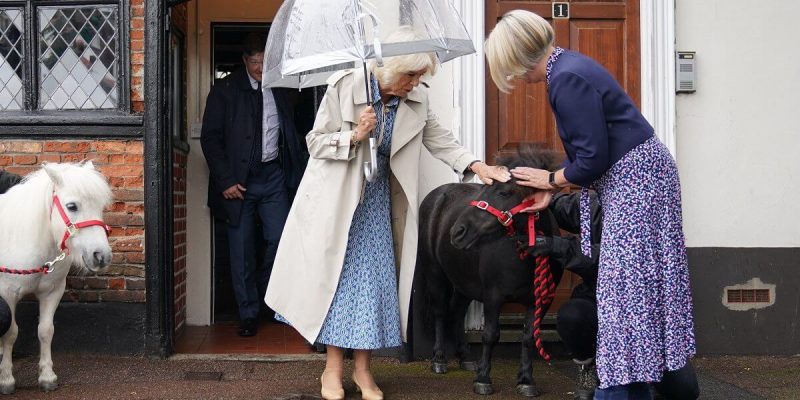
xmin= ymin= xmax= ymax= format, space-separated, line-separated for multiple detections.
xmin=0 ymin=193 xmax=110 ymax=275
xmin=51 ymin=193 xmax=111 ymax=252
xmin=468 ymin=199 xmax=537 ymax=239
xmin=468 ymin=197 xmax=557 ymax=362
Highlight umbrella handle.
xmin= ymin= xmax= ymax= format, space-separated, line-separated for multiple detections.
xmin=363 ymin=63 xmax=371 ymax=108
xmin=363 ymin=137 xmax=378 ymax=182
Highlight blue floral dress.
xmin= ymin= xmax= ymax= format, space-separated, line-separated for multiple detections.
xmin=547 ymin=48 xmax=696 ymax=388
xmin=312 ymin=76 xmax=403 ymax=350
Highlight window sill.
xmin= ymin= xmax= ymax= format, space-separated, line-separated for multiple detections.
xmin=0 ymin=111 xmax=144 ymax=137
xmin=0 ymin=111 xmax=143 ymax=126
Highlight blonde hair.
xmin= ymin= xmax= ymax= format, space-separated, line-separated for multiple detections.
xmin=370 ymin=26 xmax=438 ymax=87
xmin=485 ymin=10 xmax=554 ymax=93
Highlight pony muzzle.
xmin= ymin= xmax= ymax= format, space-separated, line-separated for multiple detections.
xmin=82 ymin=247 xmax=112 ymax=271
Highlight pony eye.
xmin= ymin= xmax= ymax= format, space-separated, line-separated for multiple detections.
xmin=66 ymin=203 xmax=78 ymax=212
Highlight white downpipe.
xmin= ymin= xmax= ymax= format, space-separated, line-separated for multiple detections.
xmin=640 ymin=0 xmax=677 ymax=156
xmin=453 ymin=0 xmax=486 ymax=331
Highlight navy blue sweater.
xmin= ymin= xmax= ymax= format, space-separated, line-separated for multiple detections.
xmin=548 ymin=50 xmax=653 ymax=187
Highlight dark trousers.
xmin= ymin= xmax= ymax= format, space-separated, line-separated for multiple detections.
xmin=594 ymin=383 xmax=652 ymax=400
xmin=227 ymin=162 xmax=289 ymax=321
xmin=558 ymin=297 xmax=700 ymax=400
xmin=556 ymin=297 xmax=598 ymax=361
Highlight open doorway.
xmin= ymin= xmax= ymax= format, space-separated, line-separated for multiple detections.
xmin=176 ymin=4 xmax=319 ymax=353
xmin=208 ymin=23 xmax=269 ymax=323
xmin=208 ymin=23 xmax=317 ymax=324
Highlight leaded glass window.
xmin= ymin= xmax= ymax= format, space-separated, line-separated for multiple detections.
xmin=0 ymin=8 xmax=24 ymax=111
xmin=38 ymin=6 xmax=118 ymax=109
xmin=0 ymin=1 xmax=125 ymax=112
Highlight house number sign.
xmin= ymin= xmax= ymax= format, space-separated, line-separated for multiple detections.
xmin=552 ymin=2 xmax=569 ymax=19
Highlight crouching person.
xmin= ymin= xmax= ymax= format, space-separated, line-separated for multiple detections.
xmin=0 ymin=169 xmax=22 ymax=194
xmin=0 ymin=168 xmax=22 ymax=336
xmin=531 ymin=191 xmax=700 ymax=400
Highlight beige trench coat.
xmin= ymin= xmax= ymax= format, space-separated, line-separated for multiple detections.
xmin=265 ymin=69 xmax=476 ymax=343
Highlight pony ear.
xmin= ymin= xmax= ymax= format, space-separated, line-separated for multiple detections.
xmin=83 ymin=160 xmax=95 ymax=170
xmin=43 ymin=163 xmax=63 ymax=187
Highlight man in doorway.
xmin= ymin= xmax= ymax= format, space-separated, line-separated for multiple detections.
xmin=201 ymin=32 xmax=306 ymax=337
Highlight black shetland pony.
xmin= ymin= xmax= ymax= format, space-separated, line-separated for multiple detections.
xmin=418 ymin=145 xmax=563 ymax=397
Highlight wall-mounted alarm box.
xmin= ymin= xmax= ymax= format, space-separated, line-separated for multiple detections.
xmin=676 ymin=51 xmax=696 ymax=93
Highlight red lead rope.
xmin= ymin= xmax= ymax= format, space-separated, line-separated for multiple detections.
xmin=470 ymin=198 xmax=556 ymax=362
xmin=0 ymin=266 xmax=49 ymax=274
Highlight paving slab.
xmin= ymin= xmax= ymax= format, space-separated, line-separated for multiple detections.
xmin=3 ymin=353 xmax=797 ymax=399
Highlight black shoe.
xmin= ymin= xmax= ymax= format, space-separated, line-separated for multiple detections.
xmin=238 ymin=318 xmax=258 ymax=337
xmin=574 ymin=358 xmax=599 ymax=400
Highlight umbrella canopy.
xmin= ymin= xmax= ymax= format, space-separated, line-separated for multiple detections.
xmin=262 ymin=0 xmax=476 ymax=89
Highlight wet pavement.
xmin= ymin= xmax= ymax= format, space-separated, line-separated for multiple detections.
xmin=4 ymin=352 xmax=797 ymax=399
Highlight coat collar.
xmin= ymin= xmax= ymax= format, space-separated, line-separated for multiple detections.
xmin=232 ymin=68 xmax=257 ymax=91
xmin=340 ymin=68 xmax=427 ymax=157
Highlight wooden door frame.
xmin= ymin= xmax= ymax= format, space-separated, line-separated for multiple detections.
xmin=144 ymin=0 xmax=174 ymax=357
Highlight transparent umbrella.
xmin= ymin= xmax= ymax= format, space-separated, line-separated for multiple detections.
xmin=262 ymin=0 xmax=475 ymax=181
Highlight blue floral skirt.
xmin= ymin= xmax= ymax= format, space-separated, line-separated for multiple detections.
xmin=314 ymin=149 xmax=402 ymax=350
xmin=583 ymin=137 xmax=696 ymax=388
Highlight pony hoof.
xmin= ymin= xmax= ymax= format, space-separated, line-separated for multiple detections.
xmin=39 ymin=381 xmax=58 ymax=392
xmin=473 ymin=382 xmax=494 ymax=395
xmin=459 ymin=360 xmax=478 ymax=371
xmin=516 ymin=384 xmax=541 ymax=397
xmin=0 ymin=384 xmax=14 ymax=395
xmin=431 ymin=362 xmax=448 ymax=374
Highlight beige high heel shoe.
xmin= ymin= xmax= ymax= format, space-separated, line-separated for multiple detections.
xmin=320 ymin=370 xmax=345 ymax=400
xmin=352 ymin=371 xmax=384 ymax=400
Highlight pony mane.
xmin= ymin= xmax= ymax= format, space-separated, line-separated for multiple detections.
xmin=494 ymin=143 xmax=563 ymax=171
xmin=45 ymin=162 xmax=113 ymax=210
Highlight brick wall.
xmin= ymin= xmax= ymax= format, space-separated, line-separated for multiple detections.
xmin=170 ymin=2 xmax=189 ymax=334
xmin=0 ymin=140 xmax=146 ymax=303
xmin=131 ymin=0 xmax=145 ymax=113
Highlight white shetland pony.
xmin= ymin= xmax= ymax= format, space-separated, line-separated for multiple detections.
xmin=0 ymin=162 xmax=112 ymax=394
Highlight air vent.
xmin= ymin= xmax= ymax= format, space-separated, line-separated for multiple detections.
xmin=727 ymin=289 xmax=770 ymax=303
xmin=722 ymin=278 xmax=775 ymax=311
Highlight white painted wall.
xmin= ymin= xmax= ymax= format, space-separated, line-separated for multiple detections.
xmin=675 ymin=0 xmax=800 ymax=247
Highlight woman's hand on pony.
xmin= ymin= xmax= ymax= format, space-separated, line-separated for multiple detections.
xmin=510 ymin=166 xmax=552 ymax=190
xmin=470 ymin=162 xmax=511 ymax=185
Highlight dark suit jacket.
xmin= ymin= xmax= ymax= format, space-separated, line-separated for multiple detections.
xmin=0 ymin=170 xmax=21 ymax=194
xmin=200 ymin=69 xmax=308 ymax=225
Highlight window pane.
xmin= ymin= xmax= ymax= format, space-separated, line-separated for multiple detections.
xmin=38 ymin=6 xmax=119 ymax=110
xmin=0 ymin=8 xmax=24 ymax=111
